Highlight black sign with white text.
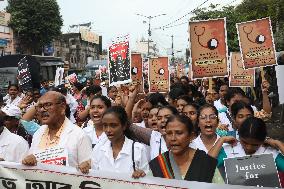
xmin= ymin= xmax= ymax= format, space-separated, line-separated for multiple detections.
xmin=224 ymin=154 xmax=281 ymax=187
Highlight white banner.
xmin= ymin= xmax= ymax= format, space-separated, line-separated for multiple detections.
xmin=0 ymin=162 xmax=270 ymax=189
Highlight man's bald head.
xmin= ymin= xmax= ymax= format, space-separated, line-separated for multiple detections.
xmin=39 ymin=91 xmax=66 ymax=104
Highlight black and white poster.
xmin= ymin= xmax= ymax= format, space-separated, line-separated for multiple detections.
xmin=108 ymin=35 xmax=132 ymax=86
xmin=224 ymin=153 xmax=281 ymax=187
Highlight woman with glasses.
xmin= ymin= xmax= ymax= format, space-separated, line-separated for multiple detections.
xmin=190 ymin=104 xmax=220 ymax=154
xmin=150 ymin=114 xmax=217 ymax=182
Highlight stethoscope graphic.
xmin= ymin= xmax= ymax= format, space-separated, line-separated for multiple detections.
xmin=235 ymin=56 xmax=246 ymax=75
xmin=242 ymin=26 xmax=266 ymax=44
xmin=194 ymin=26 xmax=219 ymax=50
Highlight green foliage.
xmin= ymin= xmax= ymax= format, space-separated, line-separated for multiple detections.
xmin=6 ymin=0 xmax=63 ymax=54
xmin=191 ymin=0 xmax=284 ymax=52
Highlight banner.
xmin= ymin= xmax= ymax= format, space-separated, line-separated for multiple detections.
xmin=237 ymin=17 xmax=277 ymax=69
xmin=80 ymin=28 xmax=100 ymax=44
xmin=131 ymin=53 xmax=143 ymax=93
xmin=229 ymin=52 xmax=255 ymax=87
xmin=0 ymin=162 xmax=264 ymax=189
xmin=189 ymin=18 xmax=228 ymax=79
xmin=99 ymin=65 xmax=108 ymax=80
xmin=108 ymin=35 xmax=132 ymax=86
xmin=149 ymin=57 xmax=170 ymax=93
xmin=224 ymin=154 xmax=281 ymax=187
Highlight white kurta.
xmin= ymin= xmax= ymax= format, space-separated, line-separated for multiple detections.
xmin=91 ymin=137 xmax=149 ymax=175
xmin=29 ymin=118 xmax=92 ymax=167
xmin=0 ymin=127 xmax=29 ymax=163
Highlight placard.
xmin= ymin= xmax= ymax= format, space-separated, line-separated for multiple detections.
xmin=108 ymin=35 xmax=132 ymax=86
xmin=189 ymin=18 xmax=229 ymax=79
xmin=276 ymin=65 xmax=284 ymax=104
xmin=229 ymin=52 xmax=255 ymax=87
xmin=34 ymin=147 xmax=68 ymax=166
xmin=224 ymin=153 xmax=281 ymax=187
xmin=131 ymin=53 xmax=143 ymax=92
xmin=148 ymin=57 xmax=170 ymax=93
xmin=237 ymin=17 xmax=277 ymax=69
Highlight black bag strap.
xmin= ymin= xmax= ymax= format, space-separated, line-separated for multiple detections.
xmin=132 ymin=141 xmax=136 ymax=171
xmin=225 ymin=111 xmax=233 ymax=125
xmin=159 ymin=137 xmax=162 ymax=154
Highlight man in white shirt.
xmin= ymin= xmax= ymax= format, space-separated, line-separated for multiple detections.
xmin=0 ymin=114 xmax=29 ymax=163
xmin=22 ymin=91 xmax=92 ymax=173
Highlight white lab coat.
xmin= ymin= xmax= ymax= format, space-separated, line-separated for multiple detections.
xmin=91 ymin=137 xmax=149 ymax=175
xmin=29 ymin=118 xmax=92 ymax=167
xmin=189 ymin=134 xmax=220 ymax=153
xmin=0 ymin=127 xmax=29 ymax=163
xmin=82 ymin=121 xmax=108 ymax=148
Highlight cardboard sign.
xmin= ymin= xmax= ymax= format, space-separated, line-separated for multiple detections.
xmin=34 ymin=147 xmax=68 ymax=166
xmin=108 ymin=35 xmax=132 ymax=86
xmin=176 ymin=63 xmax=185 ymax=78
xmin=229 ymin=52 xmax=255 ymax=87
xmin=131 ymin=53 xmax=143 ymax=92
xmin=189 ymin=18 xmax=229 ymax=79
xmin=237 ymin=18 xmax=277 ymax=69
xmin=148 ymin=57 xmax=170 ymax=93
xmin=17 ymin=56 xmax=33 ymax=89
xmin=224 ymin=154 xmax=281 ymax=187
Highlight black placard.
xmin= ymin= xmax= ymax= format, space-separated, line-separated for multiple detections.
xmin=224 ymin=153 xmax=281 ymax=187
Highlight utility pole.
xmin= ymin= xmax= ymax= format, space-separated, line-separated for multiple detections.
xmin=171 ymin=35 xmax=174 ymax=66
xmin=136 ymin=13 xmax=166 ymax=57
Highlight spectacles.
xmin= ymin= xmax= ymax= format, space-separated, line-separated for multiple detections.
xmin=35 ymin=102 xmax=62 ymax=111
xmin=199 ymin=114 xmax=218 ymax=120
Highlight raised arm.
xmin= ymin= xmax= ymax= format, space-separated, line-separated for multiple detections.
xmin=129 ymin=124 xmax=152 ymax=145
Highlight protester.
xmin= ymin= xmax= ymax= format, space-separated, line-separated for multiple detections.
xmin=40 ymin=79 xmax=49 ymax=96
xmin=209 ymin=117 xmax=284 ymax=184
xmin=22 ymin=91 xmax=92 ymax=172
xmin=4 ymin=84 xmax=22 ymax=107
xmin=0 ymin=113 xmax=29 ymax=163
xmin=91 ymin=106 xmax=149 ymax=178
xmin=189 ymin=104 xmax=220 ymax=153
xmin=150 ymin=114 xmax=217 ymax=182
xmin=214 ymin=83 xmax=229 ymax=113
xmin=176 ymin=95 xmax=193 ymax=113
xmin=1 ymin=104 xmax=32 ymax=145
xmin=82 ymin=95 xmax=111 ymax=148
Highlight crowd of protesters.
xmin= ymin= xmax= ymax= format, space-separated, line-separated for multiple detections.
xmin=0 ymin=75 xmax=283 ymax=186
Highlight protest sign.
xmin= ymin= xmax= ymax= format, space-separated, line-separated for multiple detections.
xmin=229 ymin=52 xmax=255 ymax=87
xmin=99 ymin=65 xmax=108 ymax=80
xmin=176 ymin=63 xmax=185 ymax=78
xmin=18 ymin=56 xmax=33 ymax=89
xmin=149 ymin=57 xmax=170 ymax=93
xmin=0 ymin=161 xmax=266 ymax=189
xmin=189 ymin=18 xmax=228 ymax=79
xmin=108 ymin=35 xmax=132 ymax=86
xmin=34 ymin=147 xmax=68 ymax=166
xmin=224 ymin=153 xmax=281 ymax=187
xmin=237 ymin=17 xmax=277 ymax=69
xmin=131 ymin=53 xmax=143 ymax=92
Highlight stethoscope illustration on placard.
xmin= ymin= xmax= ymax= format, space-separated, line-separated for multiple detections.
xmin=235 ymin=55 xmax=246 ymax=76
xmin=242 ymin=25 xmax=266 ymax=44
xmin=193 ymin=26 xmax=219 ymax=50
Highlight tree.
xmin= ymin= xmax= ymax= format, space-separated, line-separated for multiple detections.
xmin=6 ymin=0 xmax=63 ymax=54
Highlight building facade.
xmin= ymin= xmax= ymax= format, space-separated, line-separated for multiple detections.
xmin=53 ymin=30 xmax=102 ymax=72
xmin=0 ymin=12 xmax=16 ymax=55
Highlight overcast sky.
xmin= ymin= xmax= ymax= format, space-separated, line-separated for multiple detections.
xmin=1 ymin=0 xmax=243 ymax=56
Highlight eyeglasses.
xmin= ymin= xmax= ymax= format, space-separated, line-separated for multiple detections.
xmin=35 ymin=102 xmax=62 ymax=111
xmin=199 ymin=114 xmax=218 ymax=120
